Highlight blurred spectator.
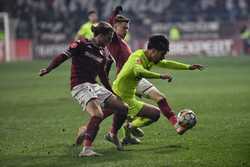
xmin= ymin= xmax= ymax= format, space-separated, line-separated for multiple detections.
xmin=0 ymin=0 xmax=249 ymax=42
xmin=240 ymin=25 xmax=250 ymax=55
xmin=75 ymin=10 xmax=98 ymax=40
xmin=169 ymin=25 xmax=181 ymax=41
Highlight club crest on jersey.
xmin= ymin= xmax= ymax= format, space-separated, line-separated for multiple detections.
xmin=70 ymin=42 xmax=78 ymax=49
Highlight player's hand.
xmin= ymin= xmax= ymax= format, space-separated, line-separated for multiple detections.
xmin=189 ymin=64 xmax=204 ymax=71
xmin=39 ymin=68 xmax=50 ymax=76
xmin=160 ymin=74 xmax=173 ymax=82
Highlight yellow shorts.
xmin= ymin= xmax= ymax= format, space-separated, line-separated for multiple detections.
xmin=123 ymin=97 xmax=144 ymax=118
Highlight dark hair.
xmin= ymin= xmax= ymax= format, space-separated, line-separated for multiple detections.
xmin=114 ymin=15 xmax=129 ymax=24
xmin=91 ymin=21 xmax=114 ymax=36
xmin=88 ymin=10 xmax=96 ymax=16
xmin=147 ymin=35 xmax=169 ymax=52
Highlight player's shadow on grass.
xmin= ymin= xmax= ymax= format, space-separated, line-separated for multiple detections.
xmin=64 ymin=144 xmax=133 ymax=164
xmin=135 ymin=144 xmax=188 ymax=154
xmin=1 ymin=144 xmax=133 ymax=167
xmin=1 ymin=144 xmax=186 ymax=167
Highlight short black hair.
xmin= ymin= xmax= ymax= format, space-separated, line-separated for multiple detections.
xmin=91 ymin=21 xmax=114 ymax=36
xmin=147 ymin=35 xmax=169 ymax=52
xmin=114 ymin=15 xmax=129 ymax=23
xmin=88 ymin=10 xmax=96 ymax=16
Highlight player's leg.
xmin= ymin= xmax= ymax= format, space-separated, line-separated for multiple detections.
xmin=122 ymin=100 xmax=160 ymax=144
xmin=78 ymin=99 xmax=103 ymax=157
xmin=146 ymin=87 xmax=177 ymax=125
xmin=124 ymin=78 xmax=155 ymax=138
xmin=127 ymin=78 xmax=157 ymax=137
xmin=75 ymin=108 xmax=113 ymax=146
xmin=134 ymin=103 xmax=160 ymax=127
xmin=83 ymin=99 xmax=104 ymax=152
xmin=146 ymin=86 xmax=190 ymax=135
xmin=71 ymin=83 xmax=107 ymax=156
xmin=136 ymin=78 xmax=177 ymax=126
xmin=103 ymin=95 xmax=128 ymax=150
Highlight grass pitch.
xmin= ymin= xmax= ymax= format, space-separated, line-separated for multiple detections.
xmin=0 ymin=56 xmax=250 ymax=167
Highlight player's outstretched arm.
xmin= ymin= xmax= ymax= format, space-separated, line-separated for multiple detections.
xmin=157 ymin=60 xmax=205 ymax=71
xmin=39 ymin=41 xmax=80 ymax=77
xmin=39 ymin=53 xmax=69 ymax=77
xmin=133 ymin=63 xmax=161 ymax=79
xmin=157 ymin=60 xmax=191 ymax=70
xmin=133 ymin=59 xmax=173 ymax=82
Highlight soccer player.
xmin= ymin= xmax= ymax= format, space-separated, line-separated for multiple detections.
xmin=108 ymin=7 xmax=204 ymax=144
xmin=39 ymin=22 xmax=128 ymax=157
xmin=75 ymin=10 xmax=98 ymax=40
xmin=113 ymin=35 xmax=204 ymax=145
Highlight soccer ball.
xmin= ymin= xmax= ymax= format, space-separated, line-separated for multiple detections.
xmin=177 ymin=109 xmax=197 ymax=128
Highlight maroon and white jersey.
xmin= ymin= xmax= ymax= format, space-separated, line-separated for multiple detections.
xmin=107 ymin=9 xmax=132 ymax=74
xmin=107 ymin=33 xmax=132 ymax=74
xmin=47 ymin=39 xmax=113 ymax=90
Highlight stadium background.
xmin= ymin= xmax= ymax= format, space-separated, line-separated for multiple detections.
xmin=0 ymin=0 xmax=250 ymax=167
xmin=0 ymin=0 xmax=250 ymax=61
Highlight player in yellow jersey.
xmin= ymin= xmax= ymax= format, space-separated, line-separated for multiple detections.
xmin=75 ymin=10 xmax=98 ymax=40
xmin=112 ymin=35 xmax=204 ymax=145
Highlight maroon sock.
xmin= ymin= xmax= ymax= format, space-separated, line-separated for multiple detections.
xmin=110 ymin=109 xmax=127 ymax=135
xmin=157 ymin=98 xmax=177 ymax=125
xmin=102 ymin=109 xmax=113 ymax=120
xmin=83 ymin=116 xmax=102 ymax=146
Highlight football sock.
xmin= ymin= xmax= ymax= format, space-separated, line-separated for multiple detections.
xmin=157 ymin=98 xmax=177 ymax=126
xmin=102 ymin=108 xmax=113 ymax=119
xmin=83 ymin=116 xmax=102 ymax=147
xmin=110 ymin=108 xmax=127 ymax=135
xmin=83 ymin=139 xmax=92 ymax=147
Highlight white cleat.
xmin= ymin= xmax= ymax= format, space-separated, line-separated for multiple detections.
xmin=78 ymin=147 xmax=102 ymax=157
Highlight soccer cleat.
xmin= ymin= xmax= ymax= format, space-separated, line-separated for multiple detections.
xmin=104 ymin=132 xmax=124 ymax=151
xmin=123 ymin=123 xmax=144 ymax=138
xmin=79 ymin=147 xmax=102 ymax=157
xmin=75 ymin=125 xmax=86 ymax=145
xmin=130 ymin=127 xmax=144 ymax=138
xmin=175 ymin=123 xmax=191 ymax=135
xmin=121 ymin=136 xmax=141 ymax=145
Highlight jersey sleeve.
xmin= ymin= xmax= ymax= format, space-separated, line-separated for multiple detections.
xmin=63 ymin=40 xmax=81 ymax=58
xmin=133 ymin=59 xmax=161 ymax=79
xmin=46 ymin=41 xmax=81 ymax=71
xmin=156 ymin=60 xmax=190 ymax=70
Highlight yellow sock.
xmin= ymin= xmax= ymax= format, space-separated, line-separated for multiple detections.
xmin=131 ymin=117 xmax=152 ymax=128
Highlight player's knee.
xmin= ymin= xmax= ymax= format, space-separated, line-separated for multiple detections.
xmin=152 ymin=110 xmax=160 ymax=122
xmin=154 ymin=111 xmax=161 ymax=122
xmin=149 ymin=90 xmax=166 ymax=102
xmin=94 ymin=111 xmax=104 ymax=118
xmin=86 ymin=100 xmax=103 ymax=118
xmin=89 ymin=109 xmax=103 ymax=118
xmin=157 ymin=95 xmax=167 ymax=103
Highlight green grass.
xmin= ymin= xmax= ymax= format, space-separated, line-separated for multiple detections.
xmin=0 ymin=56 xmax=250 ymax=167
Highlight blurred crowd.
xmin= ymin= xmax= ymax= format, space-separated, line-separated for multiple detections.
xmin=0 ymin=0 xmax=250 ymax=39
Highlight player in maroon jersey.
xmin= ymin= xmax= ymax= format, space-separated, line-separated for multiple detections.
xmin=106 ymin=6 xmax=204 ymax=145
xmin=39 ymin=21 xmax=128 ymax=157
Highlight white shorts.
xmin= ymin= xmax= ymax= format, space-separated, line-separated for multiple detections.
xmin=71 ymin=82 xmax=112 ymax=111
xmin=136 ymin=78 xmax=158 ymax=98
